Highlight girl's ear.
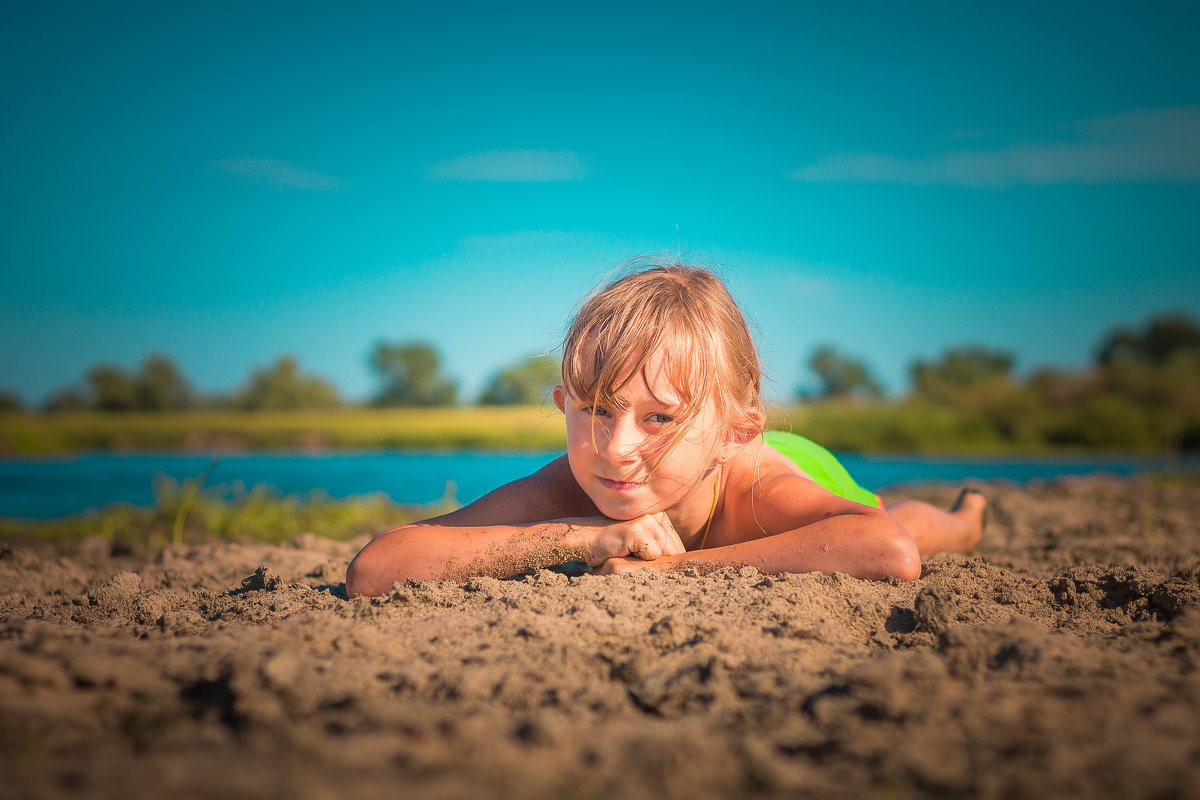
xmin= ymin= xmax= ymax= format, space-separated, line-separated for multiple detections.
xmin=721 ymin=408 xmax=765 ymax=459
xmin=552 ymin=385 xmax=566 ymax=413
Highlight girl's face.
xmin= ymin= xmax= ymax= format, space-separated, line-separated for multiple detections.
xmin=553 ymin=350 xmax=726 ymax=521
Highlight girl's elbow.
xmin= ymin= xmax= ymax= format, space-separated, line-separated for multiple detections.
xmin=878 ymin=530 xmax=922 ymax=582
xmin=345 ymin=547 xmax=389 ymax=598
xmin=345 ymin=528 xmax=418 ymax=597
xmin=852 ymin=510 xmax=920 ymax=581
xmin=345 ymin=553 xmax=381 ymax=598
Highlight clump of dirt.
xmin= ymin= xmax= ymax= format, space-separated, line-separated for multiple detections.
xmin=1 ymin=475 xmax=1199 ymax=799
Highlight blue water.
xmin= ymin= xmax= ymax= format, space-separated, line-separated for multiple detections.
xmin=0 ymin=450 xmax=1194 ymax=520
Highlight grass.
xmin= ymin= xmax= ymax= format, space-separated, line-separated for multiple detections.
xmin=0 ymin=472 xmax=457 ymax=547
xmin=1 ymin=401 xmax=1192 ymax=457
xmin=769 ymin=402 xmax=1012 ymax=454
xmin=0 ymin=406 xmax=568 ymax=455
xmin=769 ymin=400 xmax=1198 ymax=455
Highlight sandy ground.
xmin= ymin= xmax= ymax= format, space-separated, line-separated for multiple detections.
xmin=2 ymin=475 xmax=1200 ymax=800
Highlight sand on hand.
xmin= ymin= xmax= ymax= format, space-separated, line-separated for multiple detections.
xmin=2 ymin=476 xmax=1199 ymax=799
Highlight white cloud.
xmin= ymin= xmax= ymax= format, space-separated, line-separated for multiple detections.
xmin=209 ymin=157 xmax=348 ymax=191
xmin=791 ymin=107 xmax=1200 ymax=187
xmin=426 ymin=150 xmax=588 ymax=182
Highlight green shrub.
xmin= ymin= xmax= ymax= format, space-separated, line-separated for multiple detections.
xmin=0 ymin=477 xmax=454 ymax=546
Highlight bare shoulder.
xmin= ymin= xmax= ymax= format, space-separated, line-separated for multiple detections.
xmin=425 ymin=455 xmax=598 ymax=527
xmin=721 ymin=439 xmax=869 ymax=541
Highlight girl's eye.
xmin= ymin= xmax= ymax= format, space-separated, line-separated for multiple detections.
xmin=647 ymin=413 xmax=673 ymax=425
xmin=583 ymin=406 xmax=609 ymax=417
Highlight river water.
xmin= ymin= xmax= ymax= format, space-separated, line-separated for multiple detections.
xmin=1 ymin=450 xmax=1195 ymax=520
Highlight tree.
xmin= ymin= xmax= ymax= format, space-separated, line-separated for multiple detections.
xmin=804 ymin=345 xmax=883 ymax=401
xmin=1096 ymin=312 xmax=1200 ymax=367
xmin=368 ymin=341 xmax=458 ymax=407
xmin=235 ymin=356 xmax=342 ymax=410
xmin=1091 ymin=313 xmax=1200 ymax=451
xmin=136 ymin=354 xmax=193 ymax=411
xmin=43 ymin=387 xmax=90 ymax=412
xmin=0 ymin=390 xmax=24 ymax=412
xmin=910 ymin=345 xmax=1014 ymax=404
xmin=54 ymin=355 xmax=193 ymax=412
xmin=87 ymin=364 xmax=139 ymax=411
xmin=478 ymin=355 xmax=560 ymax=405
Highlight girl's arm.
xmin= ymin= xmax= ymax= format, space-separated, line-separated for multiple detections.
xmin=345 ymin=456 xmax=685 ymax=596
xmin=599 ymin=473 xmax=921 ymax=581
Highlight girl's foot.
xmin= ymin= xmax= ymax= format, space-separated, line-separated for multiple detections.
xmin=948 ymin=487 xmax=988 ymax=551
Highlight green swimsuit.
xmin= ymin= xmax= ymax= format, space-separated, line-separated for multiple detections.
xmin=761 ymin=430 xmax=881 ymax=508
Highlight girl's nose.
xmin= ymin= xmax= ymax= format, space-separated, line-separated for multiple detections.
xmin=597 ymin=417 xmax=642 ymax=463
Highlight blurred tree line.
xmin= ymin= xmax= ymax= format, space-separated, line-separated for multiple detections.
xmin=799 ymin=312 xmax=1200 ymax=452
xmin=12 ymin=343 xmax=559 ymax=413
xmin=4 ymin=311 xmax=1197 ymax=452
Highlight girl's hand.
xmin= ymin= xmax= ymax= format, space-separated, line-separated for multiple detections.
xmin=583 ymin=512 xmax=685 ymax=566
xmin=595 ymin=554 xmax=680 ymax=575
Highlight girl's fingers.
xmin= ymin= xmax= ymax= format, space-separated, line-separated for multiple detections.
xmin=630 ymin=537 xmax=661 ymax=560
xmin=593 ymin=512 xmax=684 ymax=563
xmin=652 ymin=512 xmax=686 ymax=554
xmin=654 ymin=529 xmax=683 ymax=556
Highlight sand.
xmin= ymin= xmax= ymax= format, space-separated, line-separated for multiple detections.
xmin=2 ymin=474 xmax=1200 ymax=800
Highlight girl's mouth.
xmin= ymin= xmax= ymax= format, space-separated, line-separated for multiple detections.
xmin=598 ymin=477 xmax=641 ymax=492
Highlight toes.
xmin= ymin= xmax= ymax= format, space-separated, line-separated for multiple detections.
xmin=950 ymin=486 xmax=987 ymax=513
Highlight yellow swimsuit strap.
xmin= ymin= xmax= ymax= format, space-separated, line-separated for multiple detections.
xmin=697 ymin=467 xmax=720 ymax=550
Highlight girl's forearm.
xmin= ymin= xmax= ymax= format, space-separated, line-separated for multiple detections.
xmin=346 ymin=520 xmax=595 ymax=596
xmin=658 ymin=512 xmax=921 ymax=581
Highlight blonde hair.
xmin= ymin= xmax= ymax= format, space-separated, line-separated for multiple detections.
xmin=561 ymin=257 xmax=765 ymax=460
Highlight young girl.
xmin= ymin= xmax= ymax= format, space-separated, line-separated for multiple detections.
xmin=346 ymin=260 xmax=986 ymax=597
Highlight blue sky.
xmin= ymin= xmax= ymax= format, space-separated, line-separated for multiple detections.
xmin=2 ymin=0 xmax=1198 ymax=405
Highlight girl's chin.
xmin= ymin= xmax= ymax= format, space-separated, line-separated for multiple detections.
xmin=595 ymin=506 xmax=643 ymax=521
xmin=591 ymin=498 xmax=661 ymax=521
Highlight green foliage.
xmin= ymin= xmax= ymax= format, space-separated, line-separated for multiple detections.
xmin=17 ymin=311 xmax=1200 ymax=454
xmin=479 ymin=355 xmax=560 ymax=405
xmin=149 ymin=473 xmax=457 ymax=543
xmin=1042 ymin=393 xmax=1157 ymax=449
xmin=0 ymin=391 xmax=24 ymax=412
xmin=136 ymin=354 xmax=193 ymax=410
xmin=776 ymin=312 xmax=1200 ymax=454
xmin=0 ymin=476 xmax=456 ymax=546
xmin=235 ymin=356 xmax=341 ymax=410
xmin=1096 ymin=312 xmax=1200 ymax=366
xmin=369 ymin=341 xmax=458 ymax=407
xmin=0 ymin=407 xmax=567 ymax=455
xmin=46 ymin=355 xmax=194 ymax=413
xmin=804 ymin=344 xmax=883 ymax=401
xmin=170 ymin=460 xmax=218 ymax=545
xmin=910 ymin=345 xmax=1015 ymax=405
xmin=43 ymin=388 xmax=90 ymax=412
xmin=88 ymin=364 xmax=140 ymax=411
xmin=773 ymin=401 xmax=1003 ymax=454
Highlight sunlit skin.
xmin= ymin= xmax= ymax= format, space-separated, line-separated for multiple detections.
xmin=554 ymin=359 xmax=728 ymax=543
xmin=345 ymin=350 xmax=979 ymax=596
